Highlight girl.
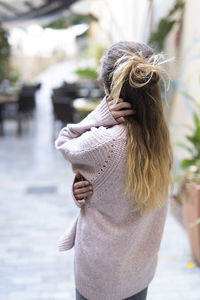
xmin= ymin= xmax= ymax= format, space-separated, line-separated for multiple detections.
xmin=55 ymin=41 xmax=173 ymax=300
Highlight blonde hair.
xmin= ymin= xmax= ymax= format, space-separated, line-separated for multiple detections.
xmin=100 ymin=41 xmax=173 ymax=213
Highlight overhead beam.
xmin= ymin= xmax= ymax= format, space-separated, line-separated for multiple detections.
xmin=1 ymin=0 xmax=77 ymax=23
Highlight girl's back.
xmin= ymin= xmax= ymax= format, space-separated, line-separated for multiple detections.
xmin=55 ymin=41 xmax=173 ymax=300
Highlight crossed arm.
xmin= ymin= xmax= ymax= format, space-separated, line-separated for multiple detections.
xmin=73 ymin=96 xmax=135 ymax=206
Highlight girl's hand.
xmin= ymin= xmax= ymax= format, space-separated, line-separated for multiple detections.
xmin=106 ymin=95 xmax=135 ymax=123
xmin=73 ymin=172 xmax=93 ymax=205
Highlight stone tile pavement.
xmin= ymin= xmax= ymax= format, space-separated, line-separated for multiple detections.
xmin=1 ymin=69 xmax=200 ymax=300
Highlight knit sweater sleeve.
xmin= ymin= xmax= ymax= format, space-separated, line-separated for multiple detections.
xmin=55 ymin=96 xmax=118 ymax=166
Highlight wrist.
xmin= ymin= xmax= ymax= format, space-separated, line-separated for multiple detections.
xmin=99 ymin=96 xmax=118 ymax=127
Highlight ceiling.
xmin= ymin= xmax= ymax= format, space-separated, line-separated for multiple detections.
xmin=0 ymin=0 xmax=78 ymax=24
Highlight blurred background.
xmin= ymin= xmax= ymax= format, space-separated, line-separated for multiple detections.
xmin=1 ymin=0 xmax=200 ymax=299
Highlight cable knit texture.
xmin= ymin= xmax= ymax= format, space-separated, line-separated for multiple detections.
xmin=55 ymin=96 xmax=168 ymax=300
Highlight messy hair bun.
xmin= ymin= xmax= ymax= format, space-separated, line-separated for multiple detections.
xmin=111 ymin=50 xmax=166 ymax=101
xmin=100 ymin=41 xmax=167 ymax=101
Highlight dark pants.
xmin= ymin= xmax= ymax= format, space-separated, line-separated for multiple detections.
xmin=76 ymin=286 xmax=148 ymax=300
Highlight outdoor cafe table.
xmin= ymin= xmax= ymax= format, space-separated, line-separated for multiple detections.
xmin=0 ymin=94 xmax=19 ymax=135
xmin=0 ymin=94 xmax=19 ymax=104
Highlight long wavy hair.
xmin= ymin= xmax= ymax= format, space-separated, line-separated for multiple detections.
xmin=100 ymin=41 xmax=173 ymax=213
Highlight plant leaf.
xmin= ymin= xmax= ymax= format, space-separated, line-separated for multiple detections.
xmin=194 ymin=112 xmax=200 ymax=127
xmin=75 ymin=68 xmax=98 ymax=80
xmin=180 ymin=159 xmax=195 ymax=169
xmin=149 ymin=19 xmax=176 ymax=51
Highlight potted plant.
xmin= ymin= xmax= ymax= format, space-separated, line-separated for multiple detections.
xmin=180 ymin=166 xmax=200 ymax=264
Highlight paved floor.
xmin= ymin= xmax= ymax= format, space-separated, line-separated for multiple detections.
xmin=1 ymin=66 xmax=200 ymax=300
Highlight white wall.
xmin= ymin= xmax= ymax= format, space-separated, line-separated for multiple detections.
xmin=91 ymin=0 xmax=150 ymax=43
xmin=85 ymin=0 xmax=177 ymax=45
xmin=168 ymin=0 xmax=200 ymax=162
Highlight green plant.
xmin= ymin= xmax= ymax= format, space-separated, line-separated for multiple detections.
xmin=149 ymin=0 xmax=185 ymax=51
xmin=0 ymin=26 xmax=10 ymax=82
xmin=75 ymin=68 xmax=98 ymax=80
xmin=179 ymin=102 xmax=200 ymax=169
xmin=176 ymin=93 xmax=200 ymax=206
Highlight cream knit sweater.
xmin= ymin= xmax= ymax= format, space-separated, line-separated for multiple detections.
xmin=55 ymin=96 xmax=168 ymax=300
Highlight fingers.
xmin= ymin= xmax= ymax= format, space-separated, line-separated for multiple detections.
xmin=74 ymin=185 xmax=93 ymax=195
xmin=73 ymin=178 xmax=93 ymax=202
xmin=106 ymin=94 xmax=113 ymax=102
xmin=112 ymin=109 xmax=135 ymax=119
xmin=77 ymin=199 xmax=86 ymax=205
xmin=107 ymin=95 xmax=136 ymax=123
xmin=75 ymin=190 xmax=93 ymax=200
xmin=116 ymin=117 xmax=125 ymax=123
xmin=74 ymin=180 xmax=90 ymax=189
xmin=111 ymin=101 xmax=133 ymax=111
xmin=107 ymin=98 xmax=136 ymax=115
xmin=73 ymin=173 xmax=93 ymax=205
xmin=107 ymin=97 xmax=123 ymax=106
